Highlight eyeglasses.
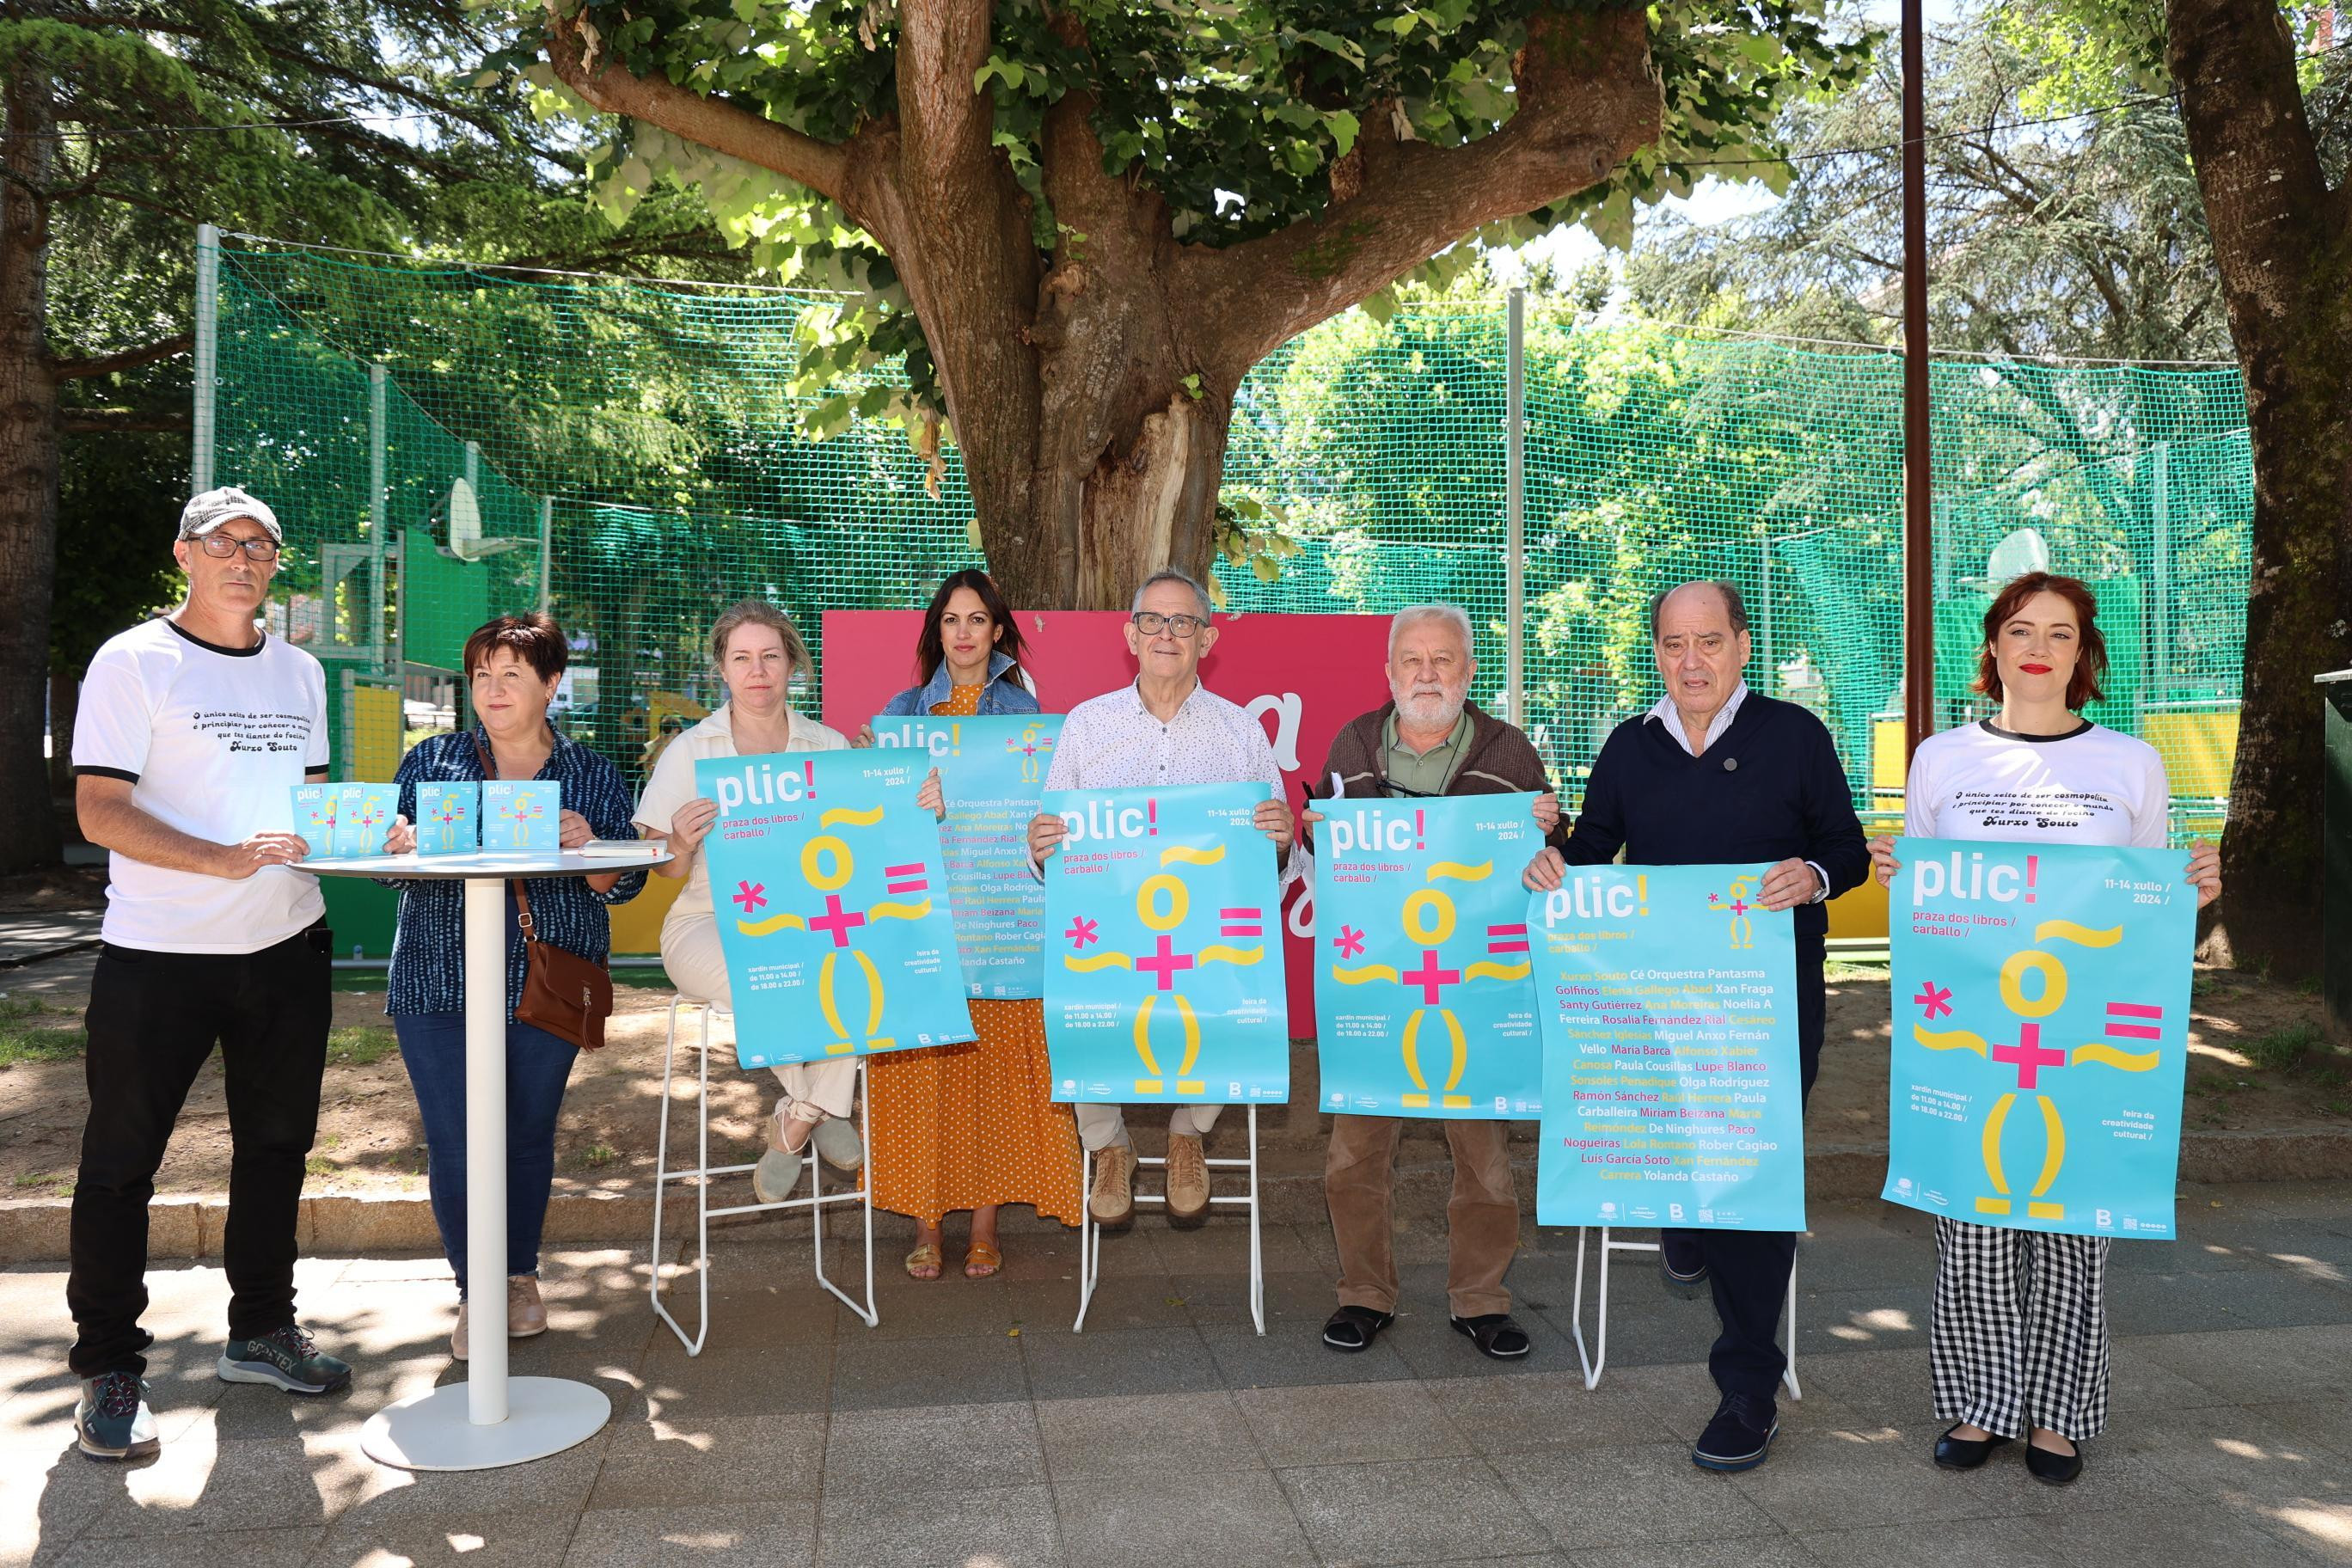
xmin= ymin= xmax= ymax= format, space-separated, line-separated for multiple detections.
xmin=1131 ymin=611 xmax=1206 ymax=638
xmin=190 ymin=533 xmax=280 ymax=561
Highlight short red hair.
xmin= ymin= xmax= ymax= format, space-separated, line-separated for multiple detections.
xmin=1975 ymin=572 xmax=2106 ymax=711
xmin=463 ymin=613 xmax=567 ymax=683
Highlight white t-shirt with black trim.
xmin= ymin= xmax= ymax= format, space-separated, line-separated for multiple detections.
xmin=1903 ymin=718 xmax=2170 ymax=850
xmin=73 ymin=617 xmax=331 ymax=952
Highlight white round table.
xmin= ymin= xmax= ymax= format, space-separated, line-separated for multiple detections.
xmin=310 ymin=847 xmax=670 ymax=1471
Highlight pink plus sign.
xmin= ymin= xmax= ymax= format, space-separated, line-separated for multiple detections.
xmin=1135 ymin=934 xmax=1195 ymax=991
xmin=1991 ymin=1022 xmax=2066 ymax=1089
xmin=1728 ymin=899 xmax=1749 ymax=916
xmin=807 ymin=893 xmax=868 ymax=947
xmin=1402 ymin=950 xmax=1463 ymax=1007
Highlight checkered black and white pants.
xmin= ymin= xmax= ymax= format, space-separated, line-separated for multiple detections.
xmin=1931 ymin=1217 xmax=2110 ymax=1441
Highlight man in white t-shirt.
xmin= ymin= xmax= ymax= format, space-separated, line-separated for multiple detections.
xmin=65 ymin=487 xmax=374 ymax=1461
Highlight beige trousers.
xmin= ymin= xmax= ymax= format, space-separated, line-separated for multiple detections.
xmin=661 ymin=912 xmax=857 ymax=1122
xmin=1076 ymin=1102 xmax=1225 ymax=1152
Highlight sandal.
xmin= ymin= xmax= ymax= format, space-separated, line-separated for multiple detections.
xmin=964 ymin=1240 xmax=1002 ymax=1279
xmin=1321 ymin=1304 xmax=1395 ymax=1352
xmin=903 ymin=1243 xmax=943 ymax=1281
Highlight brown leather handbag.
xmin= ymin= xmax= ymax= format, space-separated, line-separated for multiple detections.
xmin=512 ymin=874 xmax=614 ymax=1051
xmin=475 ymin=729 xmax=613 ymax=1050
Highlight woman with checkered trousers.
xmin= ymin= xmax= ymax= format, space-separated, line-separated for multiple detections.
xmin=1867 ymin=571 xmax=2220 ymax=1485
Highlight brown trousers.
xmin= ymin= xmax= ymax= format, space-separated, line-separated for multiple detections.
xmin=1326 ymin=1114 xmax=1518 ymax=1317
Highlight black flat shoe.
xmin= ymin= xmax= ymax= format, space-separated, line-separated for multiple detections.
xmin=1932 ymin=1424 xmax=2013 ymax=1470
xmin=2025 ymin=1439 xmax=2083 ymax=1485
xmin=1691 ymin=1393 xmax=1779 ymax=1472
xmin=1450 ymin=1313 xmax=1531 ymax=1359
xmin=1321 ymin=1305 xmax=1394 ymax=1352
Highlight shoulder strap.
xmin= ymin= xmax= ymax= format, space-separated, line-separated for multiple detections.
xmin=472 ymin=727 xmax=541 ymax=934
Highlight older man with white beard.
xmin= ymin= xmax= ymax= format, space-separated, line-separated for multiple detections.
xmin=1303 ymin=603 xmax=1565 ymax=1361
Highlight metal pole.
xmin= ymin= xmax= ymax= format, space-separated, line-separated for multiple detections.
xmin=369 ymin=364 xmax=388 ymax=665
xmin=1760 ymin=538 xmax=1773 ymax=692
xmin=2152 ymin=440 xmax=2172 ymax=706
xmin=193 ymin=224 xmax=220 ymax=493
xmin=539 ymin=496 xmax=554 ymax=615
xmin=1505 ymin=286 xmax=1526 ymax=726
xmin=1900 ymin=0 xmax=1934 ymax=760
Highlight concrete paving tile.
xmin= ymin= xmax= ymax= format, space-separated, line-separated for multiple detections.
xmin=2108 ymin=1269 xmax=2352 ymax=1338
xmin=641 ymin=1346 xmax=833 ymax=1419
xmin=640 ymin=1272 xmax=847 ymax=1359
xmin=2062 ymin=1504 xmax=2346 ymax=1567
xmin=1277 ymin=1455 xmax=1551 ymax=1565
xmin=1055 ymin=1468 xmax=1313 ymax=1567
xmin=1033 ymin=1388 xmax=1265 ymax=1481
xmin=585 ymin=1412 xmax=826 ymax=1510
xmin=1423 ymin=1370 xmax=1679 ymax=1454
xmin=1200 ymin=1320 xmax=1416 ymax=1389
xmin=73 ymin=1430 xmax=358 ymax=1539
xmin=1381 ymin=1303 xmax=1578 ymax=1381
xmin=307 ymin=1505 xmax=579 ymax=1566
xmin=1789 ymin=1347 xmax=1937 ymax=1426
xmin=827 ymin=1330 xmax=1026 ymax=1412
xmin=561 ymin=1502 xmax=818 ymax=1567
xmin=1143 ymin=1219 xmax=1316 ymax=1277
xmin=1009 ymin=1272 xmax=1186 ymax=1334
xmin=2128 ymin=1406 xmax=2352 ymax=1508
xmin=48 ymin=1524 xmax=323 ymax=1567
xmin=1168 ymin=1265 xmax=1332 ymax=1332
xmin=2104 ymin=1338 xmax=2247 ymax=1412
xmin=1792 ymin=1284 xmax=1933 ymax=1356
xmin=206 ymin=1357 xmax=445 ymax=1442
xmin=1491 ymin=1443 xmax=1779 ymax=1552
xmin=821 ymin=1399 xmax=1044 ymax=1495
xmin=1794 ymin=1515 xmax=2069 ymax=1568
xmin=836 ymin=1273 xmax=1015 ymax=1341
xmin=0 ymin=1459 xmax=130 ymax=1565
xmin=1570 ymin=1537 xmax=1819 ymax=1568
xmin=815 ymin=1481 xmax=1062 ymax=1568
xmin=1724 ymin=1423 xmax=2022 ymax=1531
xmin=1022 ymin=1324 xmax=1222 ymax=1401
xmin=1234 ymin=1379 xmax=1473 ymax=1467
xmin=2134 ymin=1324 xmax=2352 ymax=1403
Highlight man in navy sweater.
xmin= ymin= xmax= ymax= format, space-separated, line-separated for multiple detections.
xmin=1527 ymin=579 xmax=1865 ymax=1473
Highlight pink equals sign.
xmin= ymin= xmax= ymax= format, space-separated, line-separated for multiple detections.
xmin=885 ymin=861 xmax=929 ymax=894
xmin=2104 ymin=1001 xmax=2164 ymax=1040
xmin=1219 ymin=906 xmax=1263 ymax=938
xmin=1487 ymin=922 xmax=1530 ymax=954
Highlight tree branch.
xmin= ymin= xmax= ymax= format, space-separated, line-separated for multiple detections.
xmin=539 ymin=4 xmax=855 ymax=216
xmin=1178 ymin=5 xmax=1662 ymax=378
xmin=48 ymin=334 xmax=193 ymax=383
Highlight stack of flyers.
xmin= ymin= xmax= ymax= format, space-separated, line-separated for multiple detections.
xmin=330 ymin=783 xmax=400 ymax=859
xmin=415 ymin=781 xmax=481 ymax=856
xmin=481 ymin=781 xmax=560 ymax=854
xmin=290 ymin=784 xmax=337 ymax=856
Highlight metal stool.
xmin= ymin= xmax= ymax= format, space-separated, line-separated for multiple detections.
xmin=1569 ymin=1226 xmax=1801 ymax=1397
xmin=1075 ymin=1106 xmax=1265 ymax=1334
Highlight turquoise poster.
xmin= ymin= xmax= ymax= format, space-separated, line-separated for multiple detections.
xmin=695 ymin=750 xmax=976 ymax=1067
xmin=1884 ymin=838 xmax=2195 ymax=1239
xmin=1533 ymin=863 xmax=1807 ymax=1232
xmin=1314 ymin=793 xmax=1543 ymax=1118
xmin=1042 ymin=781 xmax=1289 ymax=1106
xmin=871 ymin=714 xmax=1065 ymax=1000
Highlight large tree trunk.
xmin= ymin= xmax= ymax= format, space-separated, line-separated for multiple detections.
xmin=0 ymin=70 xmax=62 ymax=871
xmin=2168 ymin=0 xmax=2352 ymax=978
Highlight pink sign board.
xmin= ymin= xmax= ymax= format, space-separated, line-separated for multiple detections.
xmin=821 ymin=609 xmax=1394 ymax=1036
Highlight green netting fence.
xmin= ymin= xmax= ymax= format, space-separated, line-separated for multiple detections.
xmin=203 ymin=232 xmax=2254 ymax=824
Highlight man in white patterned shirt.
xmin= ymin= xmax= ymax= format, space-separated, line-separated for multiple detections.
xmin=1028 ymin=568 xmax=1299 ymax=1224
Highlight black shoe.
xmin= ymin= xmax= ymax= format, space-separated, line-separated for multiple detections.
xmin=1658 ymin=1231 xmax=1709 ymax=1297
xmin=1450 ymin=1313 xmax=1532 ymax=1360
xmin=2025 ymin=1437 xmax=2083 ymax=1485
xmin=1691 ymin=1392 xmax=1779 ymax=1472
xmin=1321 ymin=1305 xmax=1394 ymax=1352
xmin=1932 ymin=1423 xmax=2013 ymax=1470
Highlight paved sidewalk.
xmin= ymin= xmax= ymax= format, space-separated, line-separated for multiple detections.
xmin=7 ymin=1182 xmax=2352 ymax=1565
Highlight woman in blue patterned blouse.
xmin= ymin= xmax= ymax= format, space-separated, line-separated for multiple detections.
xmin=379 ymin=614 xmax=646 ymax=1360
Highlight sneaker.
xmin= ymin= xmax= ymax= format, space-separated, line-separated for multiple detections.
xmin=1659 ymin=1230 xmax=1709 ymax=1297
xmin=811 ymin=1116 xmax=865 ymax=1172
xmin=1691 ymin=1392 xmax=1779 ymax=1472
xmin=217 ymin=1324 xmax=352 ymax=1394
xmin=1166 ymin=1134 xmax=1209 ymax=1220
xmin=1089 ymin=1145 xmax=1139 ymax=1224
xmin=508 ymin=1275 xmax=548 ymax=1338
xmin=75 ymin=1371 xmax=159 ymax=1461
xmin=451 ymin=1302 xmax=470 ymax=1362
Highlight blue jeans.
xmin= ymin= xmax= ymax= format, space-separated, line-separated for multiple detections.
xmin=393 ymin=1012 xmax=579 ymax=1296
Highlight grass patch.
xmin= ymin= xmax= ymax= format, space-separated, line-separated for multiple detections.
xmin=0 ymin=996 xmax=85 ymax=1066
xmin=1825 ymin=961 xmax=1890 ymax=983
xmin=2245 ymin=1022 xmax=2325 ymax=1073
xmin=304 ymin=1155 xmax=338 ymax=1177
xmin=579 ymin=1142 xmax=618 ymax=1170
xmin=326 ymin=1026 xmax=399 ymax=1067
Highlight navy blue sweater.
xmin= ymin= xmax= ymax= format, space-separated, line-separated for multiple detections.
xmin=1561 ymin=693 xmax=1868 ymax=940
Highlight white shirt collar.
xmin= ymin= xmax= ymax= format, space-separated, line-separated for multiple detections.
xmin=1645 ymin=679 xmax=1749 ymax=757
